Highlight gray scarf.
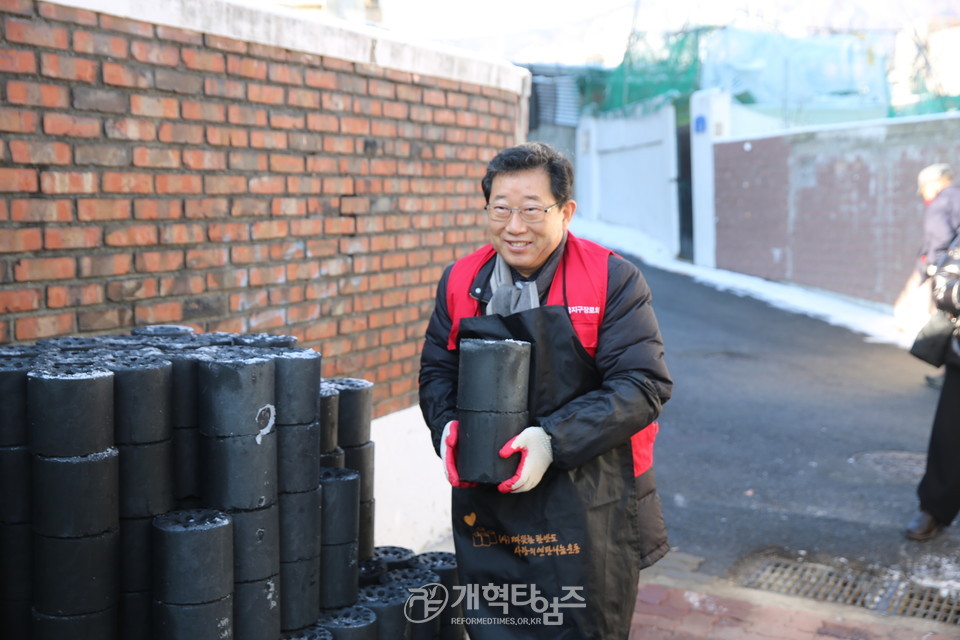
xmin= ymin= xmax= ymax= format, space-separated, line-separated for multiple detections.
xmin=486 ymin=234 xmax=567 ymax=316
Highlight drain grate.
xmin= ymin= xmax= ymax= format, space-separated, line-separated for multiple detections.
xmin=742 ymin=558 xmax=960 ymax=625
xmin=882 ymin=582 xmax=960 ymax=624
xmin=742 ymin=560 xmax=885 ymax=608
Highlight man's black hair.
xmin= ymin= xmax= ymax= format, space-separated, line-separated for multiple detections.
xmin=481 ymin=142 xmax=574 ymax=204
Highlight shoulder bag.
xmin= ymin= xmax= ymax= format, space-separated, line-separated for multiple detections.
xmin=909 ymin=309 xmax=957 ymax=366
xmin=909 ymin=234 xmax=960 ymax=366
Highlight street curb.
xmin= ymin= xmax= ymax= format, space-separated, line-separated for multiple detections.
xmin=637 ymin=549 xmax=960 ymax=639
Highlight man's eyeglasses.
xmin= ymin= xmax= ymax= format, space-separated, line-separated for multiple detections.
xmin=484 ymin=203 xmax=560 ymax=223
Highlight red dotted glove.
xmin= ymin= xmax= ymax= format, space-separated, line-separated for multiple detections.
xmin=440 ymin=420 xmax=477 ymax=489
xmin=497 ymin=426 xmax=553 ymax=494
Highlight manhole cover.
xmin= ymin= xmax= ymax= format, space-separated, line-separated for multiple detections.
xmin=743 ymin=557 xmax=960 ymax=625
xmin=850 ymin=451 xmax=925 ymax=483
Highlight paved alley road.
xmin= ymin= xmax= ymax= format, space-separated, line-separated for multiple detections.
xmin=635 ymin=257 xmax=956 ymax=586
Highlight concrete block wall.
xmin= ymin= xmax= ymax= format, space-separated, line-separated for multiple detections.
xmin=0 ymin=0 xmax=529 ymax=418
xmin=713 ymin=114 xmax=960 ymax=306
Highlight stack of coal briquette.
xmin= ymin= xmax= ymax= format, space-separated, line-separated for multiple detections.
xmin=0 ymin=327 xmax=394 ymax=640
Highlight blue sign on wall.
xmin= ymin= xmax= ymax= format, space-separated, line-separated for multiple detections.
xmin=694 ymin=115 xmax=706 ymax=133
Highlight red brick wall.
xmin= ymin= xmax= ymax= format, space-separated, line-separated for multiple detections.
xmin=714 ymin=117 xmax=960 ymax=305
xmin=0 ymin=0 xmax=522 ymax=417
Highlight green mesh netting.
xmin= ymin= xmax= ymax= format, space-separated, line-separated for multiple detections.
xmin=890 ymin=94 xmax=960 ymax=117
xmin=578 ymin=28 xmax=714 ymax=116
xmin=576 ymin=26 xmax=958 ymax=123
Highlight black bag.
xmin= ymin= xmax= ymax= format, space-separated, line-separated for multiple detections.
xmin=908 ymin=233 xmax=960 ymax=367
xmin=910 ymin=309 xmax=957 ymax=366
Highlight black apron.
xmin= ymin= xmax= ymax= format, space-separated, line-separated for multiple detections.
xmin=452 ymin=305 xmax=643 ymax=640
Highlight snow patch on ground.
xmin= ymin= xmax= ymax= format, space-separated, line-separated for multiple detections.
xmin=572 ymin=218 xmax=914 ymax=349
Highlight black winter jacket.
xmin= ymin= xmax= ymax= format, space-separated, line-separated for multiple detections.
xmin=418 ymin=250 xmax=673 ymax=467
xmin=921 ymin=185 xmax=960 ymax=275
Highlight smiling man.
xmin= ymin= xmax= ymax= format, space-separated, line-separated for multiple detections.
xmin=485 ymin=165 xmax=572 ymax=278
xmin=419 ymin=142 xmax=673 ymax=639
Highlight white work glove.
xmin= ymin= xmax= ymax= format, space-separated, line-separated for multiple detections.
xmin=440 ymin=420 xmax=476 ymax=489
xmin=497 ymin=426 xmax=553 ymax=494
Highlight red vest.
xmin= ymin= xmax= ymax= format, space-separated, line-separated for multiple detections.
xmin=444 ymin=233 xmax=657 ymax=475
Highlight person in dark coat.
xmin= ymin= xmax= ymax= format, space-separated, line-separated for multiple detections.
xmin=906 ymin=238 xmax=960 ymax=540
xmin=917 ymin=163 xmax=960 ymax=277
xmin=419 ymin=142 xmax=672 ymax=639
xmin=912 ymin=163 xmax=960 ymax=390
